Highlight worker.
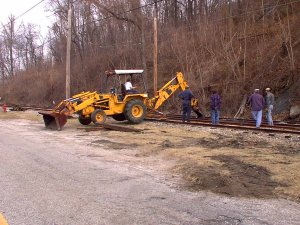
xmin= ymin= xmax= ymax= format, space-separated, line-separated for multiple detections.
xmin=178 ymin=86 xmax=194 ymax=122
xmin=210 ymin=90 xmax=221 ymax=125
xmin=247 ymin=89 xmax=265 ymax=128
xmin=124 ymin=78 xmax=137 ymax=94
xmin=265 ymin=87 xmax=275 ymax=126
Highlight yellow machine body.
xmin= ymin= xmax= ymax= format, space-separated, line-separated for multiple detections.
xmin=39 ymin=71 xmax=202 ymax=130
xmin=58 ymin=91 xmax=148 ymax=117
xmin=39 ymin=90 xmax=148 ymax=130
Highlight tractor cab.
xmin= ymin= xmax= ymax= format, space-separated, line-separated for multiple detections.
xmin=104 ymin=69 xmax=148 ymax=101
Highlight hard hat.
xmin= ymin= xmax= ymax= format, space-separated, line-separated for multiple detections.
xmin=265 ymin=87 xmax=271 ymax=91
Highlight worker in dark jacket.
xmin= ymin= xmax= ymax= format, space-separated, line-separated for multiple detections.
xmin=247 ymin=89 xmax=265 ymax=128
xmin=178 ymin=86 xmax=194 ymax=122
xmin=210 ymin=90 xmax=221 ymax=125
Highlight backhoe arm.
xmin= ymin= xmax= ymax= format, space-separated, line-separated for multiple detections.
xmin=146 ymin=72 xmax=188 ymax=110
xmin=146 ymin=72 xmax=204 ymax=118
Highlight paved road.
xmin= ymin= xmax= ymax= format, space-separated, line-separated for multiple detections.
xmin=0 ymin=119 xmax=300 ymax=225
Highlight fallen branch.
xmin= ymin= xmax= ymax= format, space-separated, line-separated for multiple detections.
xmin=78 ymin=124 xmax=142 ymax=132
xmin=234 ymin=94 xmax=248 ymax=119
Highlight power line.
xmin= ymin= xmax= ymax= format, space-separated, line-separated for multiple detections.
xmin=6 ymin=0 xmax=162 ymax=59
xmin=88 ymin=0 xmax=163 ymax=24
xmin=5 ymin=0 xmax=300 ymax=58
xmin=210 ymin=0 xmax=300 ymax=22
xmin=2 ymin=0 xmax=299 ymax=79
xmin=61 ymin=0 xmax=300 ymax=48
xmin=2 ymin=0 xmax=47 ymax=27
xmin=155 ymin=0 xmax=300 ymax=38
xmin=14 ymin=0 xmax=48 ymax=22
xmin=17 ymin=0 xmax=164 ymax=49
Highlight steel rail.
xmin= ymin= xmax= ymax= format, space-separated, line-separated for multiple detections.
xmin=164 ymin=113 xmax=300 ymax=125
xmin=162 ymin=115 xmax=300 ymax=130
xmin=145 ymin=116 xmax=300 ymax=135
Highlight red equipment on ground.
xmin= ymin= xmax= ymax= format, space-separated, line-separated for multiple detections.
xmin=2 ymin=103 xmax=7 ymax=112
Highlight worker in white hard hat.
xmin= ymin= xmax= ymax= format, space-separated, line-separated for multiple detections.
xmin=265 ymin=87 xmax=275 ymax=126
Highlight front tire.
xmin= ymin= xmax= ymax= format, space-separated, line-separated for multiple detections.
xmin=91 ymin=109 xmax=107 ymax=125
xmin=78 ymin=115 xmax=92 ymax=125
xmin=124 ymin=99 xmax=146 ymax=124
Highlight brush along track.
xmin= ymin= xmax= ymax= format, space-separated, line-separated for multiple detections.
xmin=146 ymin=114 xmax=300 ymax=135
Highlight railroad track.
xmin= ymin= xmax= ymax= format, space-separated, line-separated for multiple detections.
xmin=146 ymin=113 xmax=300 ymax=135
xmin=2 ymin=104 xmax=300 ymax=134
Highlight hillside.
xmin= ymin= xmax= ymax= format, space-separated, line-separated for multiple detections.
xmin=0 ymin=0 xmax=299 ymax=118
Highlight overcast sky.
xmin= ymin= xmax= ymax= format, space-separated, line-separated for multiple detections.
xmin=0 ymin=0 xmax=52 ymax=37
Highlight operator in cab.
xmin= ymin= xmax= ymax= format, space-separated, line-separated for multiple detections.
xmin=124 ymin=78 xmax=137 ymax=94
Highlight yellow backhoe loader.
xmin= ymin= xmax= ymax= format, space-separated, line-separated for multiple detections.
xmin=39 ymin=70 xmax=202 ymax=130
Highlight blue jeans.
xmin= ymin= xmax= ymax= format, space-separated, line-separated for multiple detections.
xmin=182 ymin=105 xmax=192 ymax=122
xmin=251 ymin=110 xmax=262 ymax=128
xmin=266 ymin=105 xmax=273 ymax=126
xmin=211 ymin=110 xmax=220 ymax=125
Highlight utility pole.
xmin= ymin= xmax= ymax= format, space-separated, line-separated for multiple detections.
xmin=153 ymin=9 xmax=158 ymax=96
xmin=228 ymin=0 xmax=232 ymax=39
xmin=66 ymin=3 xmax=72 ymax=99
xmin=9 ymin=18 xmax=14 ymax=77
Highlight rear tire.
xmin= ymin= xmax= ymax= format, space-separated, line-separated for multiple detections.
xmin=124 ymin=99 xmax=146 ymax=124
xmin=78 ymin=115 xmax=92 ymax=125
xmin=112 ymin=113 xmax=126 ymax=121
xmin=91 ymin=109 xmax=107 ymax=125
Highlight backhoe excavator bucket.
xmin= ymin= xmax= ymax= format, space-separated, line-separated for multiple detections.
xmin=192 ymin=108 xmax=204 ymax=118
xmin=39 ymin=111 xmax=67 ymax=130
xmin=191 ymin=98 xmax=204 ymax=118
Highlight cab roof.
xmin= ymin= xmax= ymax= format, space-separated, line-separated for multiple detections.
xmin=105 ymin=69 xmax=144 ymax=76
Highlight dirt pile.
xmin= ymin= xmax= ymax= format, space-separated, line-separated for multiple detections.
xmin=176 ymin=155 xmax=284 ymax=198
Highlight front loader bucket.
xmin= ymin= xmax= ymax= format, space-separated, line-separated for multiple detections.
xmin=38 ymin=111 xmax=67 ymax=130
